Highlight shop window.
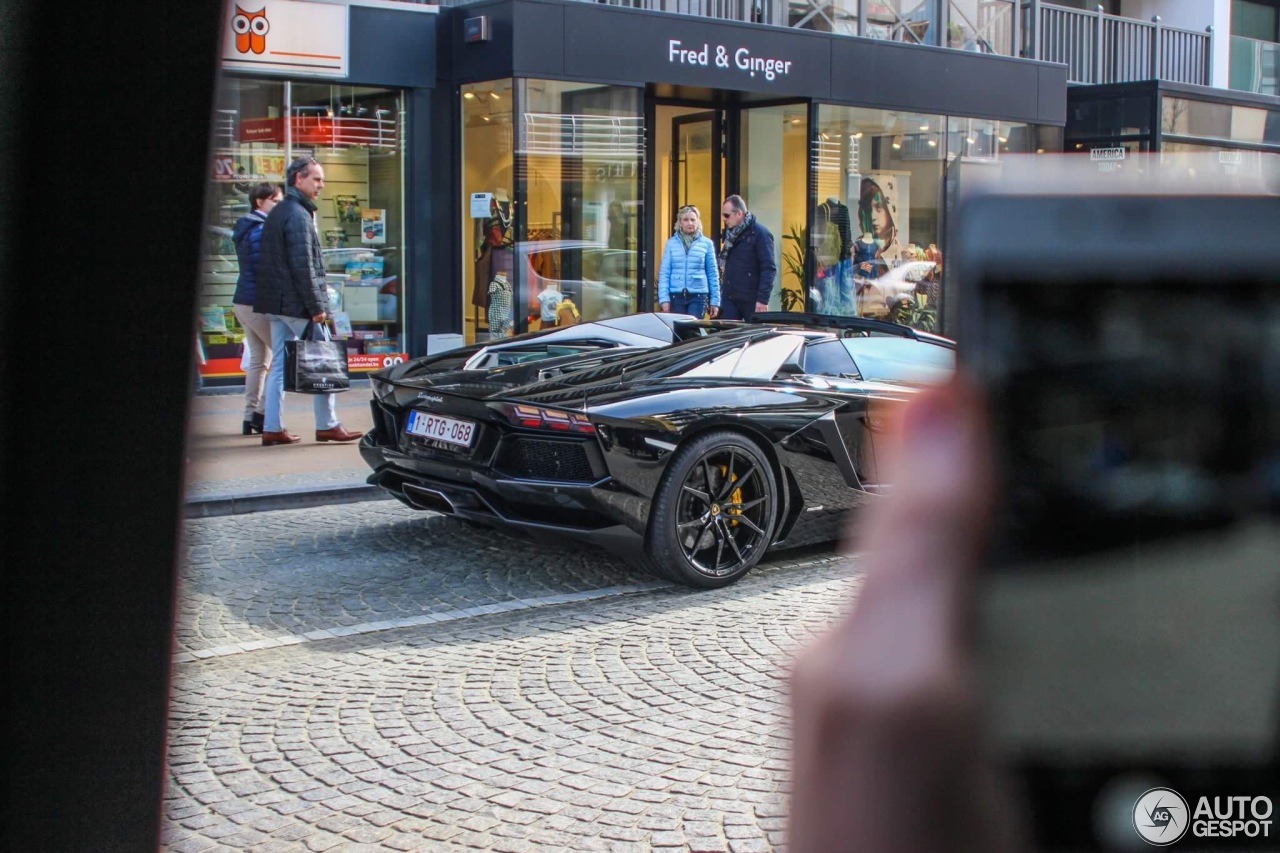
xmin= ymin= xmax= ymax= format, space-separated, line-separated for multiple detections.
xmin=462 ymin=79 xmax=642 ymax=344
xmin=1163 ymin=96 xmax=1280 ymax=147
xmin=809 ymin=106 xmax=944 ymax=332
xmin=520 ymin=80 xmax=643 ymax=329
xmin=461 ymin=80 xmax=515 ymax=344
xmin=741 ymin=104 xmax=808 ymax=315
xmin=1066 ymin=96 xmax=1153 ymax=140
xmin=201 ymin=77 xmax=406 ymax=380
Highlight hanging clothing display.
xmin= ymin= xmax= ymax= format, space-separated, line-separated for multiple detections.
xmin=852 ymin=237 xmax=880 ymax=278
xmin=537 ymin=288 xmax=564 ymax=323
xmin=813 ymin=198 xmax=852 ymax=270
xmin=488 ymin=273 xmax=513 ymax=337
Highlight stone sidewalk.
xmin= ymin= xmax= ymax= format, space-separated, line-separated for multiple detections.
xmin=184 ymin=383 xmax=388 ymax=518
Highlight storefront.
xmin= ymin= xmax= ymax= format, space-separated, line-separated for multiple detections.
xmin=1066 ymin=79 xmax=1280 ymax=166
xmin=200 ymin=0 xmax=437 ymax=380
xmin=201 ymin=0 xmax=1065 ymax=372
xmin=444 ymin=0 xmax=1065 ymax=341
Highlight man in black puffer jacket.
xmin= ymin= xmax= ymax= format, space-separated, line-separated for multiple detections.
xmin=255 ymin=157 xmax=363 ymax=446
xmin=718 ymin=194 xmax=777 ymax=321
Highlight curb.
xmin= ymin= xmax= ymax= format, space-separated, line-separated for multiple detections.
xmin=184 ymin=482 xmax=392 ymax=519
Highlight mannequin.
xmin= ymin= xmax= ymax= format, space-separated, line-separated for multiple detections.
xmin=813 ymin=196 xmax=854 ymax=312
xmin=813 ymin=196 xmax=852 ymax=267
xmin=537 ymin=282 xmax=564 ymax=327
xmin=473 ymin=188 xmax=515 ymax=336
xmin=853 ymin=231 xmax=879 ymax=278
xmin=488 ymin=271 xmax=513 ymax=337
xmin=925 ymin=242 xmax=943 ymax=269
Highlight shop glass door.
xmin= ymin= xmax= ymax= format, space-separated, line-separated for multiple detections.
xmin=652 ymin=105 xmax=725 ymax=311
xmin=671 ymin=111 xmax=723 ymax=242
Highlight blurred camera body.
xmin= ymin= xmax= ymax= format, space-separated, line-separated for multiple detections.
xmin=955 ymin=155 xmax=1280 ymax=848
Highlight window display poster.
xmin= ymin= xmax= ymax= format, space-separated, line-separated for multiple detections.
xmin=854 ymin=172 xmax=910 ymax=263
xmin=361 ymin=208 xmax=386 ymax=245
xmin=332 ymin=311 xmax=353 ymax=338
xmin=334 ymin=194 xmax=360 ymax=224
xmin=254 ymin=153 xmax=286 ymax=180
xmin=200 ymin=305 xmax=228 ymax=333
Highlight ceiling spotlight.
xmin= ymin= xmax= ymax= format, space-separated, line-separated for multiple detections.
xmin=919 ymin=123 xmax=930 ymax=131
xmin=852 ymin=131 xmax=863 ymax=139
xmin=1036 ymin=147 xmax=1045 ymax=153
xmin=463 ymin=91 xmax=476 ymax=100
xmin=997 ymin=135 xmax=1008 ymax=143
xmin=927 ymin=138 xmax=937 ymax=147
xmin=820 ymin=131 xmax=830 ymax=141
xmin=965 ymin=136 xmax=976 ymax=145
xmin=490 ymin=91 xmax=501 ymax=100
xmin=891 ymin=135 xmax=903 ymax=149
xmin=790 ymin=117 xmax=801 ymax=125
xmin=482 ymin=115 xmax=490 ymax=121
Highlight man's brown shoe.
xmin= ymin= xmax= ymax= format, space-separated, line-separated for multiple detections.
xmin=316 ymin=425 xmax=364 ymax=443
xmin=262 ymin=430 xmax=301 ymax=446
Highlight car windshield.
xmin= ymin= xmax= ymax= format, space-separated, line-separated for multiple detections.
xmin=842 ymin=337 xmax=955 ymax=384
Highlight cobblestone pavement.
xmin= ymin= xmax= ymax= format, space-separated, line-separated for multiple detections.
xmin=167 ymin=503 xmax=864 ymax=852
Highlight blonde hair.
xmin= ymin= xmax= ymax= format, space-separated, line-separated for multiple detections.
xmin=674 ymin=204 xmax=702 ymax=233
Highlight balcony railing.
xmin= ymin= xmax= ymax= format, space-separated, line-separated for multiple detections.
xmin=1029 ymin=2 xmax=1211 ymax=85
xmin=1230 ymin=34 xmax=1280 ymax=96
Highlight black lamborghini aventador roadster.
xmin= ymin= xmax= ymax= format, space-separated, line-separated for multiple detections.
xmin=361 ymin=312 xmax=955 ymax=588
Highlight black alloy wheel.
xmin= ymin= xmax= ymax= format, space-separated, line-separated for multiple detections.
xmin=645 ymin=430 xmax=777 ymax=589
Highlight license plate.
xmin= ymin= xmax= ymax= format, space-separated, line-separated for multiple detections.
xmin=405 ymin=410 xmax=476 ymax=448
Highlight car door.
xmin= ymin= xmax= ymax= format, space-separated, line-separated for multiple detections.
xmin=797 ymin=339 xmax=883 ymax=491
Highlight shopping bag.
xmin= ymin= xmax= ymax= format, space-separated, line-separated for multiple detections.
xmin=284 ymin=321 xmax=349 ymax=394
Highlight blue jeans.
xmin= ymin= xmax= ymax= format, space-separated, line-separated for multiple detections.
xmin=719 ymin=296 xmax=759 ymax=321
xmin=264 ymin=314 xmax=340 ymax=434
xmin=670 ymin=292 xmax=708 ymax=319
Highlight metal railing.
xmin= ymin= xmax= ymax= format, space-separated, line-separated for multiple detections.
xmin=1029 ymin=2 xmax=1210 ymax=85
xmin=521 ymin=113 xmax=646 ymax=157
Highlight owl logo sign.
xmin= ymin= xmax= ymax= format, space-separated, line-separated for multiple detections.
xmin=231 ymin=6 xmax=270 ymax=55
xmin=220 ymin=0 xmax=348 ymax=77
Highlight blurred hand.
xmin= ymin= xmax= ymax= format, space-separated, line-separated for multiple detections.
xmin=709 ymin=306 xmax=720 ymax=319
xmin=755 ymin=301 xmax=768 ymax=314
xmin=660 ymin=302 xmax=671 ymax=313
xmin=788 ymin=377 xmax=1027 ymax=853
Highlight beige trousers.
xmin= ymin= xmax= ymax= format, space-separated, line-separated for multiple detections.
xmin=232 ymin=303 xmax=273 ymax=420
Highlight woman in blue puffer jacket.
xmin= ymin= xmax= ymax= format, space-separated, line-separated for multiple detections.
xmin=231 ymin=182 xmax=283 ymax=435
xmin=658 ymin=205 xmax=720 ymax=319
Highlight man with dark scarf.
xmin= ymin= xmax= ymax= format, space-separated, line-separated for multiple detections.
xmin=718 ymin=194 xmax=777 ymax=321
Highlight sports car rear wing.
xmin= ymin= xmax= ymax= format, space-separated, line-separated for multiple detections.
xmin=748 ymin=312 xmax=956 ymax=349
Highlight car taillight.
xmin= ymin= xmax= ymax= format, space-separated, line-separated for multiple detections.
xmin=505 ymin=404 xmax=596 ymax=434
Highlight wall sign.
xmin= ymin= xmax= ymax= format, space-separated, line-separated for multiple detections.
xmin=562 ymin=5 xmax=828 ymax=99
xmin=221 ymin=0 xmax=348 ymax=78
xmin=667 ymin=39 xmax=793 ymax=82
xmin=1089 ymin=147 xmax=1126 ymax=162
xmin=463 ymin=16 xmax=490 ymax=44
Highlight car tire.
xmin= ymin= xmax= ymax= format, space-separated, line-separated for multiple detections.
xmin=643 ymin=430 xmax=778 ymax=589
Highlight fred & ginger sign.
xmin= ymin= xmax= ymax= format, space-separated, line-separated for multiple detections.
xmin=668 ymin=39 xmax=793 ymax=81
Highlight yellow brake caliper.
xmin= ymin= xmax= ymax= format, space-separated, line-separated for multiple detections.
xmin=719 ymin=466 xmax=743 ymax=526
